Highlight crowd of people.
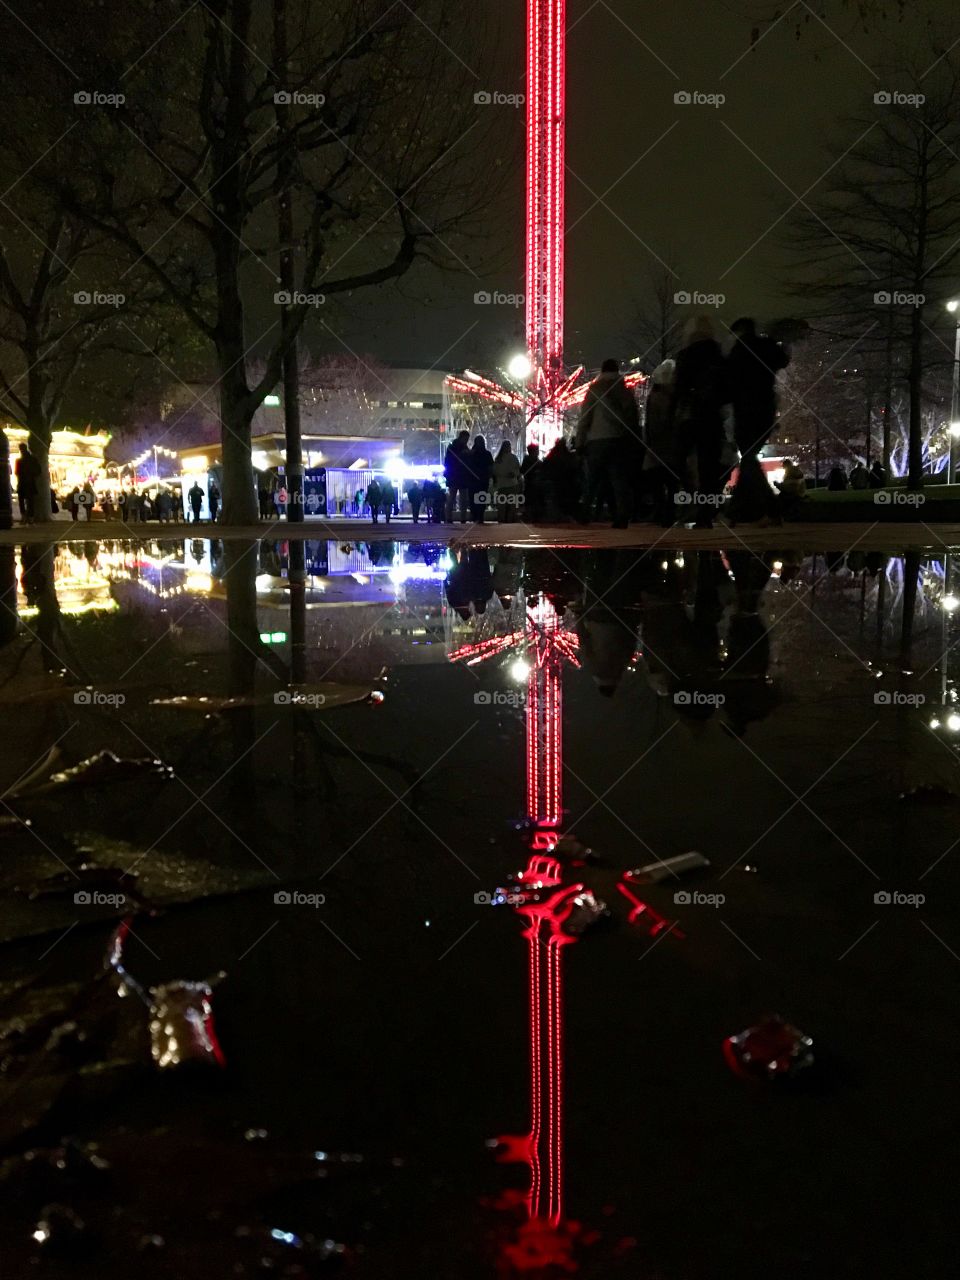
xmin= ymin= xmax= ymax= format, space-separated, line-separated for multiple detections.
xmin=429 ymin=315 xmax=799 ymax=530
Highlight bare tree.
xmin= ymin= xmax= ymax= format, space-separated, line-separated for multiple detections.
xmin=623 ymin=257 xmax=687 ymax=370
xmin=4 ymin=1 xmax=500 ymax=523
xmin=784 ymin=48 xmax=960 ymax=487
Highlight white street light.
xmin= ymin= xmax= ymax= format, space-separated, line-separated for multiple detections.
xmin=507 ymin=353 xmax=533 ymax=382
xmin=948 ymin=300 xmax=959 ymax=313
xmin=944 ymin=595 xmax=959 ymax=612
xmin=510 ymin=658 xmax=531 ymax=681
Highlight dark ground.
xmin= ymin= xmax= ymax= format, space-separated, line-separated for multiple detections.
xmin=0 ymin=536 xmax=956 ymax=1277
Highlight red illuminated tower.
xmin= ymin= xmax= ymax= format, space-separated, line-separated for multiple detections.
xmin=525 ymin=0 xmax=566 ymax=452
xmin=443 ymin=3 xmax=645 ymax=453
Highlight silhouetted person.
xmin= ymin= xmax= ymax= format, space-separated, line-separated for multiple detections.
xmin=827 ymin=467 xmax=848 ymax=491
xmin=521 ymin=444 xmax=544 ymax=521
xmin=189 ymin=481 xmax=204 ymax=521
xmin=726 ymin=316 xmax=789 ymax=522
xmin=469 ymin=434 xmax=494 ymax=521
xmin=575 ymin=358 xmax=638 ymax=528
xmin=209 ymin=481 xmax=221 ymax=520
xmin=15 ymin=443 xmax=39 ymax=523
xmin=869 ymin=460 xmax=887 ymax=488
xmin=444 ymin=430 xmax=472 ymax=522
xmin=406 ymin=480 xmax=423 ymax=523
xmin=366 ymin=478 xmax=383 ymax=523
xmin=671 ymin=316 xmax=730 ymax=528
xmin=643 ymin=358 xmax=680 ymax=525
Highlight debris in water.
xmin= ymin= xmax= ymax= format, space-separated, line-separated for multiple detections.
xmin=106 ymin=921 xmax=226 ymax=1070
xmin=617 ymin=883 xmax=685 ymax=940
xmin=14 ymin=751 xmax=174 ymax=797
xmin=723 ymin=1014 xmax=814 ymax=1081
xmin=32 ymin=1203 xmax=94 ymax=1259
xmin=562 ymin=889 xmax=607 ymax=935
xmin=623 ymin=851 xmax=710 ymax=884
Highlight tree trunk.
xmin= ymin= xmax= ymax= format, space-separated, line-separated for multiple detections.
xmin=907 ymin=305 xmax=924 ymax=489
xmin=218 ymin=358 xmax=259 ymax=526
xmin=26 ymin=423 xmax=53 ymax=523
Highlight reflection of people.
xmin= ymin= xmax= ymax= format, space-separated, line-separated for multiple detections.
xmin=189 ymin=481 xmax=204 ymax=521
xmin=573 ymin=549 xmax=645 ymax=697
xmin=445 ymin=547 xmax=493 ymax=620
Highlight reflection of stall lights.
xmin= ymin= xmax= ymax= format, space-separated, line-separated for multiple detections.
xmin=259 ymin=631 xmax=287 ymax=644
xmin=19 ymin=599 xmax=118 ymax=618
xmin=661 ymin=560 xmax=668 ymax=571
xmin=948 ymin=714 xmax=960 ymax=732
xmin=264 ymin=394 xmax=281 ymax=406
xmin=511 ymin=658 xmax=532 ymax=681
xmin=185 ymin=573 xmax=212 ymax=593
xmin=930 ymin=717 xmax=942 ymax=729
xmin=950 ymin=423 xmax=960 ymax=438
xmin=944 ymin=595 xmax=959 ymax=612
xmin=773 ymin=560 xmax=783 ymax=572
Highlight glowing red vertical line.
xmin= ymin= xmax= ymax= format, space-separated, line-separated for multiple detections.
xmin=548 ymin=936 xmax=564 ymax=1226
xmin=528 ymin=922 xmax=543 ymax=1220
xmin=526 ymin=664 xmax=540 ymax=821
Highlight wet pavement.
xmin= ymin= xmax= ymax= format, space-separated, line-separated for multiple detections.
xmin=0 ymin=535 xmax=956 ymax=1277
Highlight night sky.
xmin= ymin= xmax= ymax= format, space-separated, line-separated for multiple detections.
xmin=340 ymin=0 xmax=957 ymax=372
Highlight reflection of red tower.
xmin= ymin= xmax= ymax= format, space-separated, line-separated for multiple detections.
xmin=450 ymin=594 xmax=583 ymax=1234
xmin=449 ymin=593 xmax=578 ymax=832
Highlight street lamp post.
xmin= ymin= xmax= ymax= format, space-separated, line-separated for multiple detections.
xmin=948 ymin=301 xmax=960 ymax=483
